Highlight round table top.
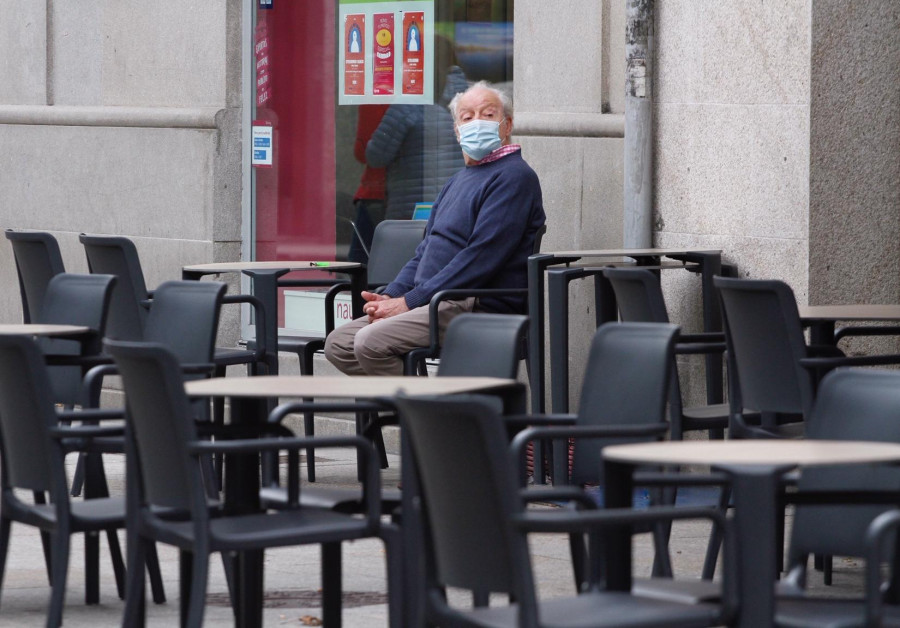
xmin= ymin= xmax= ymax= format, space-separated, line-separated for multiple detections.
xmin=183 ymin=261 xmax=361 ymax=273
xmin=604 ymin=439 xmax=900 ymax=468
xmin=0 ymin=324 xmax=91 ymax=336
xmin=184 ymin=375 xmax=519 ymax=399
xmin=798 ymin=304 xmax=900 ymax=322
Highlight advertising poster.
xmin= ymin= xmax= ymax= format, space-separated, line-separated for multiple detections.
xmin=401 ymin=11 xmax=424 ymax=95
xmin=372 ymin=13 xmax=395 ymax=96
xmin=337 ymin=1 xmax=433 ymax=105
xmin=344 ymin=14 xmax=366 ymax=96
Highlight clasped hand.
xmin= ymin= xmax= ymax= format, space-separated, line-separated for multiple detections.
xmin=362 ymin=291 xmax=409 ymax=322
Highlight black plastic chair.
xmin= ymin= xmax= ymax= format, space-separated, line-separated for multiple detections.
xmin=5 ymin=229 xmax=66 ymax=324
xmin=602 ymin=267 xmax=754 ymax=440
xmin=268 ymin=219 xmax=426 ymax=481
xmin=772 ymin=368 xmax=900 ymax=625
xmin=0 ymin=334 xmax=141 ymax=626
xmin=106 ymin=339 xmax=401 ymax=627
xmin=505 ymin=322 xmax=711 ymax=588
xmin=263 ymin=313 xmax=529 ymax=516
xmin=392 ymin=393 xmax=734 ymax=627
xmin=402 ymin=223 xmax=546 ymax=375
xmin=714 ymin=276 xmax=900 ymax=439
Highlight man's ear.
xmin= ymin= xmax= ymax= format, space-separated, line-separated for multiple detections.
xmin=502 ymin=117 xmax=513 ymax=142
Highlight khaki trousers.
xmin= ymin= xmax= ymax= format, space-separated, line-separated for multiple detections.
xmin=324 ymin=298 xmax=477 ymax=376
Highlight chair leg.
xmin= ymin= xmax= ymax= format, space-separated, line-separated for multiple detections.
xmin=185 ymin=551 xmax=209 ymax=628
xmin=823 ymin=555 xmax=833 ymax=585
xmin=568 ymin=532 xmax=588 ymax=592
xmin=48 ymin=530 xmax=71 ymax=628
xmin=146 ymin=542 xmax=166 ymax=604
xmin=213 ymin=365 xmax=227 ymax=490
xmin=33 ymin=492 xmax=53 ymax=584
xmin=702 ymin=485 xmax=732 ymax=579
xmin=123 ymin=535 xmax=147 ymax=628
xmin=70 ymin=454 xmax=86 ymax=497
xmin=85 ymin=530 xmax=100 ymax=605
xmin=299 ymin=349 xmax=318 ymax=483
xmin=107 ymin=528 xmax=127 ymax=599
xmin=322 ymin=542 xmax=343 ymax=627
xmin=0 ymin=515 xmax=11 ymax=594
xmin=379 ymin=524 xmax=404 ymax=628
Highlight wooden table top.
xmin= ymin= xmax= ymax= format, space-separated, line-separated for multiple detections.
xmin=543 ymin=248 xmax=722 ymax=258
xmin=185 ymin=375 xmax=519 ymax=399
xmin=798 ymin=304 xmax=900 ymax=322
xmin=0 ymin=324 xmax=91 ymax=336
xmin=183 ymin=261 xmax=360 ymax=274
xmin=604 ymin=440 xmax=900 ymax=468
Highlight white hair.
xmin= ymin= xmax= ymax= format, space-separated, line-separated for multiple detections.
xmin=448 ymin=81 xmax=513 ymax=124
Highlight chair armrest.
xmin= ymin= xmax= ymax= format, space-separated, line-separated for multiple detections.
xmin=674 ymin=341 xmax=726 ymax=356
xmin=799 ymin=354 xmax=900 ymax=373
xmin=49 ymin=424 xmax=125 ymax=453
xmin=677 ymin=332 xmax=725 ymax=344
xmin=57 ymin=408 xmax=125 ymax=423
xmin=277 ymin=278 xmax=349 ymax=288
xmin=836 ymin=325 xmax=900 ymax=344
xmin=196 ymin=423 xmax=294 ymax=439
xmin=44 ymin=353 xmax=111 ymax=368
xmin=189 ymin=435 xmax=382 ymax=528
xmin=82 ymin=362 xmax=215 ymax=408
xmin=513 ymin=505 xmax=724 ymax=534
xmin=423 ymin=288 xmax=529 ymax=358
xmin=222 ymin=294 xmax=267 ymax=360
xmin=324 ymin=281 xmax=353 ymax=334
xmin=864 ymin=509 xmax=900 ymax=625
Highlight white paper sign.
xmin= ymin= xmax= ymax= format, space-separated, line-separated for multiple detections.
xmin=251 ymin=121 xmax=273 ymax=168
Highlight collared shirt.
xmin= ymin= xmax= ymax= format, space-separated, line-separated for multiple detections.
xmin=475 ymin=144 xmax=522 ymax=165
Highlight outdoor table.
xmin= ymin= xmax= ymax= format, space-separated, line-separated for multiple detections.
xmin=185 ymin=374 xmax=525 ymax=628
xmin=0 ymin=323 xmax=92 ymax=337
xmin=182 ymin=261 xmax=366 ymax=375
xmin=799 ymin=304 xmax=900 ymax=346
xmin=527 ymin=248 xmax=724 ymax=415
xmin=603 ymin=440 xmax=900 ymax=627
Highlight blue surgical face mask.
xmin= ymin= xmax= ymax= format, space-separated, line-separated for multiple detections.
xmin=457 ymin=119 xmax=503 ymax=161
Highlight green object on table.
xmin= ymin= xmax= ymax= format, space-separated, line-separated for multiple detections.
xmin=309 ymin=261 xmax=331 ymax=267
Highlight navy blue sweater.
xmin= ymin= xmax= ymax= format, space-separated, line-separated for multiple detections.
xmin=384 ymin=150 xmax=545 ymax=313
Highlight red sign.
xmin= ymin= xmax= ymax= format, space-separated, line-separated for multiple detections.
xmin=344 ymin=14 xmax=365 ymax=96
xmin=402 ymin=12 xmax=424 ymax=95
xmin=372 ymin=13 xmax=394 ymax=96
xmin=255 ymin=21 xmax=271 ymax=106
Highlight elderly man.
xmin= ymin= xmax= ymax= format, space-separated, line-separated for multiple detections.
xmin=325 ymin=81 xmax=545 ymax=375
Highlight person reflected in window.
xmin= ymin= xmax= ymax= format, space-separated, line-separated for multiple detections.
xmin=325 ymin=82 xmax=546 ymax=376
xmin=348 ymin=105 xmax=389 ymax=263
xmin=363 ymin=39 xmax=466 ymax=220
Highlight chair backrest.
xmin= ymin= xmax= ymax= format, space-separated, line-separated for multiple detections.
xmin=789 ymin=368 xmax=900 ymax=563
xmin=436 ymin=313 xmax=528 ymax=378
xmin=36 ymin=273 xmax=117 ymax=405
xmin=143 ymin=280 xmax=225 ymax=364
xmin=571 ymin=322 xmax=679 ymax=485
xmin=603 ymin=268 xmax=670 ymax=323
xmin=5 ymin=229 xmax=66 ymax=324
xmin=366 ymin=220 xmax=426 ymax=286
xmin=532 ymin=224 xmax=547 ymax=255
xmin=714 ymin=276 xmax=813 ymax=417
xmin=80 ymin=234 xmax=150 ymax=341
xmin=0 ymin=335 xmax=66 ymax=495
xmin=392 ymin=395 xmax=536 ymax=607
xmin=106 ymin=340 xmax=204 ymax=512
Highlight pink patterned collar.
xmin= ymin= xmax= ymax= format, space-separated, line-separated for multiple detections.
xmin=474 ymin=144 xmax=522 ymax=165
